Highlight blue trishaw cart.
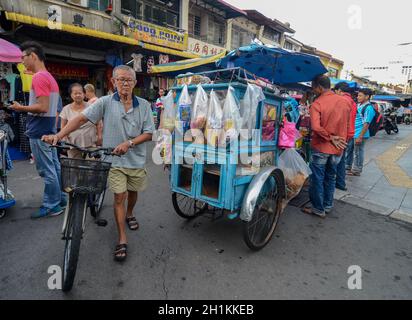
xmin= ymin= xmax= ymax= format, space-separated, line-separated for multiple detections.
xmin=160 ymin=44 xmax=327 ymax=250
xmin=169 ymin=68 xmax=288 ymax=251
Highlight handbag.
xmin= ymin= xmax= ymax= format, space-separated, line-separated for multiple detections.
xmin=278 ymin=118 xmax=300 ymax=149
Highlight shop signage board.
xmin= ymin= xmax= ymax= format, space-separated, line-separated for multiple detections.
xmin=187 ymin=38 xmax=226 ymax=56
xmin=126 ymin=17 xmax=188 ymax=51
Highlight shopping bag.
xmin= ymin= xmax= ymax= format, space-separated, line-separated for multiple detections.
xmin=278 ymin=148 xmax=311 ymax=204
xmin=278 ymin=119 xmax=300 ymax=149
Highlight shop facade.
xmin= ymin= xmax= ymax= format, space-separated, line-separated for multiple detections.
xmin=0 ymin=0 xmax=198 ymax=102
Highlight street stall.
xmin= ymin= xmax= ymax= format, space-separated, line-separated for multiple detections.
xmin=0 ymin=38 xmax=33 ymax=161
xmin=0 ymin=38 xmax=20 ymax=218
xmin=156 ymin=44 xmax=327 ymax=250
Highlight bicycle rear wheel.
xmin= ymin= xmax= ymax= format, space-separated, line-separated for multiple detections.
xmin=62 ymin=194 xmax=87 ymax=292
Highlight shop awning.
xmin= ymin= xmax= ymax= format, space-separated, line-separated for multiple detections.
xmin=150 ymin=51 xmax=226 ymax=76
xmin=4 ymin=12 xmax=198 ymax=59
xmin=0 ymin=38 xmax=22 ymax=63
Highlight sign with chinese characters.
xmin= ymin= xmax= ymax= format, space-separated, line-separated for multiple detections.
xmin=125 ymin=17 xmax=188 ymax=51
xmin=188 ymin=38 xmax=226 ymax=56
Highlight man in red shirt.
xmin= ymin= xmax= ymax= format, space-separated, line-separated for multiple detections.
xmin=302 ymin=75 xmax=351 ymax=218
xmin=334 ymin=82 xmax=357 ymax=191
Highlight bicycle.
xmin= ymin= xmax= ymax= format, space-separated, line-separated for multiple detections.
xmin=51 ymin=141 xmax=115 ymax=292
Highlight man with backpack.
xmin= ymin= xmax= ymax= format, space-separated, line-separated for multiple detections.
xmin=347 ymin=88 xmax=377 ymax=177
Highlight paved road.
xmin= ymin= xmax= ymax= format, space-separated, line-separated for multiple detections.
xmin=1 ymin=144 xmax=412 ymax=300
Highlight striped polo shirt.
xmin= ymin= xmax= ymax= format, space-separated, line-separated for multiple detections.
xmin=26 ymin=71 xmax=60 ymax=139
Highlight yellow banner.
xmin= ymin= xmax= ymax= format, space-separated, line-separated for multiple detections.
xmin=126 ymin=17 xmax=188 ymax=51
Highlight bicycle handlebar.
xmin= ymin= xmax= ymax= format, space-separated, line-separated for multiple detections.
xmin=51 ymin=141 xmax=117 ymax=157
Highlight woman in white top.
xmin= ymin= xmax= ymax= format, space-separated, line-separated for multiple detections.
xmin=60 ymin=83 xmax=102 ymax=159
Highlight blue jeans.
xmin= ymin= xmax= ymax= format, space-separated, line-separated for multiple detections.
xmin=309 ymin=149 xmax=342 ymax=214
xmin=345 ymin=138 xmax=354 ymax=170
xmin=352 ymin=140 xmax=366 ymax=174
xmin=30 ymin=138 xmax=66 ymax=209
xmin=336 ymin=147 xmax=347 ymax=189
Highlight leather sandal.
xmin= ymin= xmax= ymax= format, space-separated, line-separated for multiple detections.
xmin=114 ymin=244 xmax=127 ymax=262
xmin=126 ymin=216 xmax=139 ymax=231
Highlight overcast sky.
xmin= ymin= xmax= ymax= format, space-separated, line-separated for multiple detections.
xmin=226 ymin=0 xmax=412 ymax=83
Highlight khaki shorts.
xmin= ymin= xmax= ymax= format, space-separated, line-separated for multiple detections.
xmin=108 ymin=168 xmax=148 ymax=194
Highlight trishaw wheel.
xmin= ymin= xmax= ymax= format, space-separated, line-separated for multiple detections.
xmin=172 ymin=192 xmax=207 ymax=219
xmin=243 ymin=178 xmax=283 ymax=251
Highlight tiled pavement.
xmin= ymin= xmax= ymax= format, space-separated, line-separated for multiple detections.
xmin=335 ymin=124 xmax=412 ymax=223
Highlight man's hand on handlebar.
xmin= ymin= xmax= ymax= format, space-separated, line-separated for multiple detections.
xmin=113 ymin=141 xmax=130 ymax=156
xmin=42 ymin=134 xmax=60 ymax=145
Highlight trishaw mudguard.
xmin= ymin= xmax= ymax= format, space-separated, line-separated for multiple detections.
xmin=240 ymin=166 xmax=286 ymax=222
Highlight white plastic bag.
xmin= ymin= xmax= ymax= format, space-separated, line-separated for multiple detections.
xmin=205 ymin=90 xmax=223 ymax=147
xmin=153 ymin=132 xmax=172 ymax=164
xmin=240 ymin=84 xmax=265 ymax=139
xmin=190 ymin=85 xmax=208 ymax=130
xmin=159 ymin=90 xmax=176 ymax=132
xmin=278 ymin=149 xmax=311 ymax=202
xmin=175 ymin=85 xmax=192 ymax=136
xmin=221 ymin=86 xmax=241 ymax=144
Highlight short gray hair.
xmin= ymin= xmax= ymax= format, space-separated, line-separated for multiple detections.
xmin=84 ymin=83 xmax=95 ymax=93
xmin=112 ymin=65 xmax=136 ymax=80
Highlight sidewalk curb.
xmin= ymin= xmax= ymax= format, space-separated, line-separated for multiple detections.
xmin=334 ymin=192 xmax=412 ymax=224
xmin=338 ymin=195 xmax=394 ymax=216
xmin=390 ymin=210 xmax=412 ymax=224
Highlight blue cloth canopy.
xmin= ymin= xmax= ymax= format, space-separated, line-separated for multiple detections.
xmin=372 ymin=95 xmax=401 ymax=102
xmin=330 ymin=78 xmax=358 ymax=89
xmin=216 ymin=43 xmax=328 ymax=85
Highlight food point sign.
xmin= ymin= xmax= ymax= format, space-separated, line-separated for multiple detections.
xmin=127 ymin=18 xmax=188 ymax=51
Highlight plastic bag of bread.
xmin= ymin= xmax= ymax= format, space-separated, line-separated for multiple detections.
xmin=159 ymin=90 xmax=176 ymax=132
xmin=278 ymin=149 xmax=312 ymax=203
xmin=220 ymin=86 xmax=241 ymax=145
xmin=175 ymin=85 xmax=192 ymax=136
xmin=190 ymin=85 xmax=208 ymax=130
xmin=205 ymin=90 xmax=223 ymax=147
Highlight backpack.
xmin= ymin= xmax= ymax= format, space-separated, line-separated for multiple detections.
xmin=361 ymin=103 xmax=383 ymax=137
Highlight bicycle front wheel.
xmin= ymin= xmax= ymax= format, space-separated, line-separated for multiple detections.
xmin=62 ymin=194 xmax=87 ymax=292
xmin=90 ymin=188 xmax=107 ymax=218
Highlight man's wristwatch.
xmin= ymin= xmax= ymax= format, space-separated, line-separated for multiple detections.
xmin=128 ymin=140 xmax=135 ymax=148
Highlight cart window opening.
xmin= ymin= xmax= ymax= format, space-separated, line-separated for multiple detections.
xmin=201 ymin=164 xmax=221 ymax=200
xmin=177 ymin=159 xmax=193 ymax=192
xmin=262 ymin=104 xmax=277 ymax=142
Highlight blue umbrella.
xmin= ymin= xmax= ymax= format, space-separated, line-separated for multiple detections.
xmin=216 ymin=43 xmax=328 ymax=85
xmin=330 ymin=78 xmax=359 ymax=89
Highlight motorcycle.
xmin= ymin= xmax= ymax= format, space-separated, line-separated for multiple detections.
xmin=405 ymin=113 xmax=411 ymax=125
xmin=383 ymin=111 xmax=399 ymax=134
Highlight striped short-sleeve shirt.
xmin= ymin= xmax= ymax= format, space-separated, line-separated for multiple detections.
xmin=26 ymin=71 xmax=60 ymax=139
